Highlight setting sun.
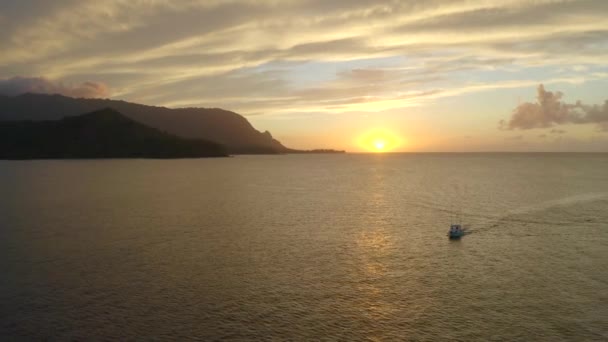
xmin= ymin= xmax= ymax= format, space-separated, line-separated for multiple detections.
xmin=357 ymin=129 xmax=404 ymax=152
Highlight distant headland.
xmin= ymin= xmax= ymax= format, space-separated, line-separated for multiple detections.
xmin=0 ymin=108 xmax=227 ymax=159
xmin=0 ymin=93 xmax=344 ymax=158
xmin=287 ymin=148 xmax=346 ymax=154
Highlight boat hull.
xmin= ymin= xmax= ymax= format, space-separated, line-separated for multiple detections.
xmin=448 ymin=232 xmax=464 ymax=239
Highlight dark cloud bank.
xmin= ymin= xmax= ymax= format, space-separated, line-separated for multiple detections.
xmin=0 ymin=76 xmax=108 ymax=98
xmin=501 ymin=84 xmax=608 ymax=131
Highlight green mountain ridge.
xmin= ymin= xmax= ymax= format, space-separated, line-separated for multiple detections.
xmin=0 ymin=108 xmax=227 ymax=159
xmin=0 ymin=93 xmax=287 ymax=154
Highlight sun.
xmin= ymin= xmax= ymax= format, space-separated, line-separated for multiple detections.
xmin=374 ymin=140 xmax=386 ymax=151
xmin=357 ymin=128 xmax=404 ymax=152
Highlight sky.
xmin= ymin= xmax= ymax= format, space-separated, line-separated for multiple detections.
xmin=1 ymin=0 xmax=607 ymax=152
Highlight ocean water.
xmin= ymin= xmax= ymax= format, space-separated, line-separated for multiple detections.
xmin=0 ymin=153 xmax=607 ymax=341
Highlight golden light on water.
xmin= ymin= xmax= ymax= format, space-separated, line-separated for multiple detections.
xmin=357 ymin=129 xmax=404 ymax=152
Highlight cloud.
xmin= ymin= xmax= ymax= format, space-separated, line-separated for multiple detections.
xmin=0 ymin=1 xmax=607 ymax=117
xmin=500 ymin=84 xmax=608 ymax=131
xmin=0 ymin=76 xmax=109 ymax=98
xmin=135 ymin=62 xmax=444 ymax=115
xmin=3 ymin=1 xmax=608 ymax=73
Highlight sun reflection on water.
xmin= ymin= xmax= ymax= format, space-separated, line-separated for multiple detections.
xmin=353 ymin=227 xmax=399 ymax=333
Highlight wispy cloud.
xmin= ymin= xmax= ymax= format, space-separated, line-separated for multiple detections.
xmin=0 ymin=0 xmax=607 ymax=116
xmin=0 ymin=76 xmax=109 ymax=98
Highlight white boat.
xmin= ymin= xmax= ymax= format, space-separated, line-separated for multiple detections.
xmin=448 ymin=186 xmax=467 ymax=239
xmin=448 ymin=224 xmax=465 ymax=239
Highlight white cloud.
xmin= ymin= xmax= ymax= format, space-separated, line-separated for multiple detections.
xmin=500 ymin=84 xmax=608 ymax=131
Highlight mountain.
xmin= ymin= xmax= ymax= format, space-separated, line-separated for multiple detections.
xmin=0 ymin=108 xmax=227 ymax=159
xmin=0 ymin=93 xmax=288 ymax=154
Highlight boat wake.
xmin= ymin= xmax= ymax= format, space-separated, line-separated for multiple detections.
xmin=461 ymin=192 xmax=608 ymax=236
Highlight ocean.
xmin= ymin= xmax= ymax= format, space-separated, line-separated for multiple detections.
xmin=1 ymin=153 xmax=607 ymax=340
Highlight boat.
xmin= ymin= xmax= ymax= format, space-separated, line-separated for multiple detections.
xmin=448 ymin=185 xmax=467 ymax=239
xmin=448 ymin=224 xmax=465 ymax=239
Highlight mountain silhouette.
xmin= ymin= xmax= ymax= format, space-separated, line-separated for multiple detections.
xmin=0 ymin=93 xmax=287 ymax=154
xmin=0 ymin=108 xmax=227 ymax=159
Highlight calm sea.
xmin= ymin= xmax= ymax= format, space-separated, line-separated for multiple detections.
xmin=1 ymin=153 xmax=607 ymax=341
